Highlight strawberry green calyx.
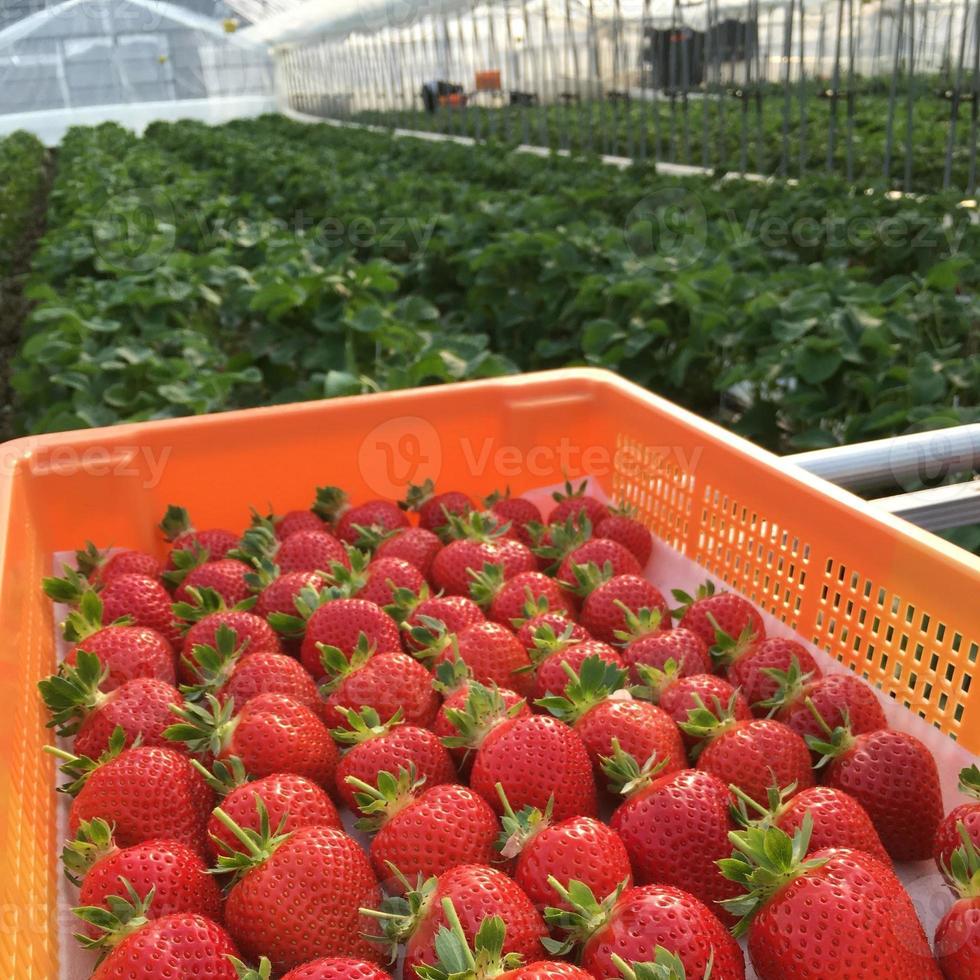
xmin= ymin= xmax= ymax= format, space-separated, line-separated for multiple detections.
xmin=525 ymin=622 xmax=582 ymax=666
xmin=531 ymin=514 xmax=592 ymax=569
xmin=706 ymin=614 xmax=759 ymax=668
xmin=180 ymin=624 xmax=250 ymax=700
xmin=211 ymin=797 xmax=291 ymax=878
xmin=552 ymin=478 xmax=591 ymax=505
xmin=432 ymin=657 xmax=473 ymax=697
xmin=351 ymin=522 xmax=399 ymax=554
xmin=754 ymin=657 xmax=814 ymax=714
xmin=441 ymin=509 xmax=510 ymax=544
xmin=228 ymin=525 xmax=279 ymax=568
xmin=415 ymin=901 xmax=525 ymax=979
xmin=74 ymin=542 xmax=111 ymax=579
xmin=38 ymin=649 xmax=110 ymax=736
xmin=468 ymin=563 xmax=508 ymax=609
xmin=802 ymin=700 xmax=857 ymax=767
xmin=228 ymin=955 xmax=273 ymax=980
xmin=677 ymin=693 xmax=743 ymax=758
xmin=442 ymin=682 xmax=525 ymax=751
xmin=164 ymin=694 xmax=240 ymax=757
xmin=943 ymin=823 xmax=980 ymax=899
xmin=536 ymin=654 xmax=630 ymax=724
xmin=267 ymin=582 xmax=343 ymax=637
xmin=320 ymin=547 xmax=371 ymax=597
xmin=161 ymin=543 xmax=210 ymax=588
xmin=360 ymin=866 xmax=439 ymax=956
xmin=612 ymin=603 xmax=667 ymax=644
xmin=159 ymin=504 xmax=194 ymax=542
xmin=332 ymin=706 xmax=405 ymax=746
xmin=495 ymin=784 xmax=554 ymax=859
xmin=600 ymin=738 xmax=670 ymax=798
xmin=542 ymin=877 xmax=630 ymax=956
xmin=384 ymin=584 xmax=431 ymax=623
xmin=959 ymin=764 xmax=980 ymax=800
xmin=312 ymin=485 xmax=348 ymax=522
xmin=190 ymin=755 xmax=250 ymax=797
xmin=511 ymin=592 xmax=558 ymax=629
xmin=62 ymin=817 xmax=117 ymax=884
xmin=719 ymin=813 xmax=827 ymax=937
xmin=631 ymin=659 xmax=683 ymax=704
xmin=406 ymin=616 xmax=456 ymax=662
xmin=172 ymin=585 xmax=257 ymax=626
xmin=559 ymin=560 xmax=616 ymax=597
xmin=611 ymin=949 xmax=713 ymax=980
xmin=43 ymin=564 xmax=96 ymax=605
xmin=60 ymin=589 xmax=133 ymax=643
xmin=669 ymin=580 xmax=716 ymax=620
xmin=72 ymin=878 xmax=155 ymax=951
xmin=347 ymin=765 xmax=425 ymax=832
xmin=728 ymin=780 xmax=797 ymax=830
xmin=317 ymin=633 xmax=376 ymax=694
xmin=45 ymin=725 xmax=132 ymax=797
xmin=401 ymin=478 xmax=437 ymax=513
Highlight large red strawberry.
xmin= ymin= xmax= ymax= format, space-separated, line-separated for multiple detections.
xmin=402 ymin=593 xmax=485 ymax=649
xmin=254 ymin=493 xmax=328 ymax=540
xmin=680 ymin=699 xmax=814 ymax=806
xmin=936 ymin=766 xmax=980 ymax=874
xmin=160 ymin=504 xmax=238 ymax=559
xmin=348 ymin=766 xmax=499 ymax=886
xmin=403 ymin=480 xmax=476 ymax=536
xmin=731 ymin=781 xmax=889 ymax=864
xmin=429 ymin=621 xmax=536 ymax=698
xmin=547 ymin=480 xmax=609 ymax=528
xmin=176 ymin=587 xmax=283 ymax=661
xmin=90 ymin=908 xmax=240 ymax=979
xmin=65 ymin=818 xmax=222 ymax=938
xmin=76 ymin=542 xmax=163 ymax=586
xmin=333 ymin=706 xmax=457 ymax=811
xmin=719 ymin=637 xmax=822 ymax=710
xmin=545 ymin=880 xmax=744 ymax=978
xmin=496 ymin=789 xmax=631 ymax=914
xmin=58 ymin=732 xmax=214 ymax=853
xmin=530 ymin=639 xmax=625 ymax=702
xmin=517 ymin=617 xmax=590 ymax=660
xmin=333 ymin=496 xmax=410 ymax=545
xmin=808 ymin=718 xmax=942 ymax=861
xmin=470 ymin=565 xmax=573 ymax=626
xmin=216 ymin=814 xmax=382 ymax=972
xmin=39 ymin=649 xmax=181 ymax=757
xmin=366 ymin=864 xmax=546 ymax=974
xmin=935 ymin=828 xmax=980 ymax=978
xmin=276 ymin=529 xmax=349 ymax=574
xmin=167 ymin=692 xmax=338 ymax=786
xmin=761 ymin=665 xmax=887 ymax=741
xmin=620 ymin=627 xmax=710 ymax=684
xmin=673 ymin=581 xmax=765 ymax=654
xmin=570 ymin=572 xmax=669 ymax=647
xmin=204 ymin=763 xmax=342 ymax=859
xmin=232 ymin=957 xmax=393 ymax=980
xmin=255 ymin=570 xmax=325 ymax=619
xmin=430 ymin=513 xmax=536 ymax=595
xmin=720 ymin=818 xmax=940 ymax=978
xmin=446 ymin=686 xmax=597 ymax=821
xmin=354 ymin=556 xmax=427 ymax=608
xmin=537 ymin=655 xmax=683 ymax=775
xmin=319 ymin=640 xmax=438 ymax=729
xmin=602 ymin=746 xmax=741 ymax=914
xmin=595 ymin=509 xmax=653 ymax=566
xmin=555 ymin=540 xmax=641 ymax=587
xmin=485 ymin=490 xmax=543 ymax=547
xmin=170 ymin=557 xmax=252 ymax=608
xmin=368 ymin=526 xmax=443 ymax=579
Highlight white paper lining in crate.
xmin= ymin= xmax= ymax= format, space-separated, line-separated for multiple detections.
xmin=47 ymin=478 xmax=976 ymax=979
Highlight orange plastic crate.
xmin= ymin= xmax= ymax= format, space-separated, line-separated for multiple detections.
xmin=1 ymin=367 xmax=979 ymax=975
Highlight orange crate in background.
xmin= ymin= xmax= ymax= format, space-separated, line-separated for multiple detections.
xmin=1 ymin=367 xmax=979 ymax=973
xmin=475 ymin=69 xmax=502 ymax=91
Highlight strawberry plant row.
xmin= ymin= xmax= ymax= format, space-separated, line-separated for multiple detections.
xmin=0 ymin=130 xmax=47 ymax=271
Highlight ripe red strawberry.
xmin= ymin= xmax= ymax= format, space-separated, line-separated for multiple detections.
xmin=355 ymin=556 xmax=427 ymax=607
xmin=431 ymin=517 xmax=536 ymax=596
xmin=621 ymin=626 xmax=710 ymax=684
xmin=720 ymin=819 xmax=939 ymax=978
xmin=185 ymin=634 xmax=319 ymax=713
xmin=673 ymin=580 xmax=765 ymax=654
xmin=65 ymin=818 xmax=222 ymax=937
xmin=251 ymin=570 xmax=321 ymax=619
xmin=58 ymin=590 xmax=176 ymax=690
xmin=160 ymin=504 xmax=239 ymax=562
xmin=732 ymin=781 xmax=889 ymax=864
xmin=680 ymin=700 xmax=814 ymax=806
xmin=447 ymin=687 xmax=598 ymax=821
xmin=470 ymin=566 xmax=573 ymax=626
xmin=349 ymin=767 xmax=499 ymax=886
xmin=603 ymin=750 xmax=741 ymax=914
xmin=98 ymin=574 xmax=183 ymax=646
xmin=556 ymin=539 xmax=640 ymax=586
xmin=369 ymin=526 xmax=442 ymax=578
xmin=90 ymin=910 xmax=240 ymax=979
xmin=172 ymin=558 xmax=252 ymax=608
xmin=334 ymin=497 xmax=410 ymax=545
xmin=485 ymin=490 xmax=543 ymax=547
xmin=257 ymin=497 xmax=328 ymax=540
xmin=761 ymin=665 xmax=887 ymax=741
xmin=76 ymin=542 xmax=163 ymax=586
xmin=935 ymin=766 xmax=980 ymax=874
xmin=319 ymin=641 xmax=438 ymax=729
xmin=808 ymin=720 xmax=942 ymax=861
xmin=572 ymin=573 xmax=668 ymax=646
xmin=233 ymin=957 xmax=393 ymax=980
xmin=547 ymin=480 xmax=610 ymax=528
xmin=217 ymin=816 xmax=382 ymax=972
xmin=367 ymin=864 xmax=546 ymax=975
xmin=530 ymin=639 xmax=625 ymax=702
xmin=595 ymin=511 xmax=653 ymax=566
xmin=537 ymin=656 xmax=683 ymax=775
xmin=205 ymin=766 xmax=342 ymax=859
xmin=719 ymin=637 xmax=822 ymax=711
xmin=333 ymin=706 xmax=457 ymax=811
xmin=516 ymin=615 xmax=590 ymax=655
xmin=545 ymin=880 xmax=744 ymax=979
xmin=935 ymin=830 xmax=980 ymax=978
xmin=60 ymin=733 xmax=214 ymax=853
xmin=40 ymin=650 xmax=181 ymax=757
xmin=429 ymin=621 xmax=536 ymax=698
xmin=404 ymin=480 xmax=476 ymax=536
xmin=277 ymin=529 xmax=349 ymax=574
xmin=496 ymin=789 xmax=632 ymax=914
xmin=167 ymin=692 xmax=338 ymax=787
xmin=402 ymin=593 xmax=485 ymax=650
xmin=432 ymin=678 xmax=530 ymax=768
